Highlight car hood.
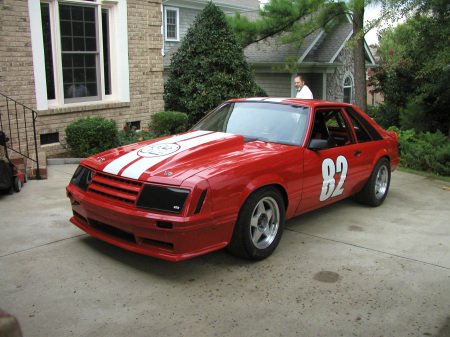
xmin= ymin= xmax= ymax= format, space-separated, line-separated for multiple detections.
xmin=81 ymin=131 xmax=287 ymax=186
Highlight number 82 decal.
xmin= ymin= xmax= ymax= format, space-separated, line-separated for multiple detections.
xmin=320 ymin=155 xmax=348 ymax=202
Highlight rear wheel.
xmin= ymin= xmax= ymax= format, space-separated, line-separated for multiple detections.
xmin=227 ymin=187 xmax=285 ymax=260
xmin=357 ymin=157 xmax=391 ymax=207
xmin=14 ymin=176 xmax=22 ymax=192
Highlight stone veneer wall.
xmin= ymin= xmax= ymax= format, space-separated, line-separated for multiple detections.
xmin=0 ymin=0 xmax=164 ymax=159
xmin=326 ymin=48 xmax=355 ymax=103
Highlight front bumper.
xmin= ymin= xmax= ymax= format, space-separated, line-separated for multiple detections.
xmin=67 ymin=184 xmax=237 ymax=261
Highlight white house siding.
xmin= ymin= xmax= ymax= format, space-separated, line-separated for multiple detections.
xmin=254 ymin=73 xmax=292 ymax=97
xmin=164 ymin=7 xmax=201 ymax=55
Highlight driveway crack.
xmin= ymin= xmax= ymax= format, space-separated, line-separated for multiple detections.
xmin=0 ymin=234 xmax=88 ymax=258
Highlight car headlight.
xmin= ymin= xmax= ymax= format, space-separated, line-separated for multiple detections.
xmin=136 ymin=185 xmax=190 ymax=214
xmin=71 ymin=166 xmax=94 ymax=191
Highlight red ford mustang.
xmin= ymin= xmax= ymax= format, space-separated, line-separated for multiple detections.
xmin=66 ymin=98 xmax=400 ymax=261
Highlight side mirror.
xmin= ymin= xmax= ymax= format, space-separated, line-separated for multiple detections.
xmin=308 ymin=139 xmax=329 ymax=151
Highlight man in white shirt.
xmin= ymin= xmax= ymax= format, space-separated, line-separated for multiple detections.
xmin=294 ymin=75 xmax=313 ymax=99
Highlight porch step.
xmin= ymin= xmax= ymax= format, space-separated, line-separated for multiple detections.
xmin=10 ymin=153 xmax=48 ymax=180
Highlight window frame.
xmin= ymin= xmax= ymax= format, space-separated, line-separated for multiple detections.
xmin=164 ymin=7 xmax=179 ymax=42
xmin=30 ymin=0 xmax=130 ymax=110
xmin=343 ymin=75 xmax=353 ymax=104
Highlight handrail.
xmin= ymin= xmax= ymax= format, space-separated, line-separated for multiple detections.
xmin=0 ymin=93 xmax=41 ymax=179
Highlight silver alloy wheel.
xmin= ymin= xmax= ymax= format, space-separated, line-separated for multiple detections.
xmin=374 ymin=165 xmax=388 ymax=199
xmin=249 ymin=196 xmax=280 ymax=249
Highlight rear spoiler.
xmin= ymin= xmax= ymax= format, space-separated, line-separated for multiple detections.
xmin=385 ymin=130 xmax=398 ymax=142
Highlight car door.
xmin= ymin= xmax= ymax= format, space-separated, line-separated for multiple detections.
xmin=296 ymin=107 xmax=366 ymax=214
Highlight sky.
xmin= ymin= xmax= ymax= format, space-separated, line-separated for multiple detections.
xmin=364 ymin=4 xmax=382 ymax=45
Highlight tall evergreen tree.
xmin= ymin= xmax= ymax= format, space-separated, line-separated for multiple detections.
xmin=164 ymin=2 xmax=267 ymax=126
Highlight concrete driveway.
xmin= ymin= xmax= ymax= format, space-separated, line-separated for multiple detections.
xmin=1 ymin=164 xmax=449 ymax=337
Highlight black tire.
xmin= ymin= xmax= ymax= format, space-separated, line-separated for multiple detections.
xmin=357 ymin=157 xmax=391 ymax=207
xmin=14 ymin=176 xmax=22 ymax=192
xmin=227 ymin=187 xmax=285 ymax=260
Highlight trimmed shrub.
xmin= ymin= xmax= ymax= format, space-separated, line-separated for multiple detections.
xmin=390 ymin=127 xmax=450 ymax=176
xmin=65 ymin=116 xmax=119 ymax=157
xmin=149 ymin=111 xmax=188 ymax=137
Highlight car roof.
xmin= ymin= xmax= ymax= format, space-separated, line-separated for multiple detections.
xmin=227 ymin=97 xmax=354 ymax=109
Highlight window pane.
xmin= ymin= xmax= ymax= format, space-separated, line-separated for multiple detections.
xmin=60 ymin=20 xmax=72 ymax=36
xmin=347 ymin=113 xmax=372 ymax=143
xmin=73 ymin=55 xmax=84 ymax=67
xmin=86 ymin=68 xmax=97 ymax=82
xmin=166 ymin=10 xmax=177 ymax=39
xmin=60 ymin=3 xmax=99 ymax=101
xmin=73 ymin=37 xmax=85 ymax=50
xmin=41 ymin=3 xmax=55 ymax=100
xmin=343 ymin=87 xmax=351 ymax=103
xmin=344 ymin=76 xmax=352 ymax=86
xmin=73 ymin=21 xmax=84 ymax=36
xmin=63 ymin=54 xmax=97 ymax=98
xmin=84 ymin=7 xmax=96 ymax=21
xmin=102 ymin=8 xmax=111 ymax=95
xmin=71 ymin=6 xmax=83 ymax=21
xmin=85 ymin=22 xmax=96 ymax=37
xmin=59 ymin=4 xmax=96 ymax=52
xmin=85 ymin=37 xmax=97 ymax=51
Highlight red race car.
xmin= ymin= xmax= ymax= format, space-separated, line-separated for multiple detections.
xmin=66 ymin=98 xmax=400 ymax=261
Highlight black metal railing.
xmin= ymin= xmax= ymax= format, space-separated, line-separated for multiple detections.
xmin=0 ymin=93 xmax=41 ymax=179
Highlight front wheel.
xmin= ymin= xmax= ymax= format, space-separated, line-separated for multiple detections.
xmin=357 ymin=157 xmax=391 ymax=207
xmin=227 ymin=187 xmax=285 ymax=260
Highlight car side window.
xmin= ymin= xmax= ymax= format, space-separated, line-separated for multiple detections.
xmin=346 ymin=113 xmax=372 ymax=143
xmin=311 ymin=109 xmax=353 ymax=148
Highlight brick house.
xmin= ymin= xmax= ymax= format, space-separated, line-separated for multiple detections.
xmin=162 ymin=0 xmax=377 ymax=101
xmin=0 ymin=0 xmax=165 ymax=177
xmin=1 ymin=0 xmax=377 ymax=178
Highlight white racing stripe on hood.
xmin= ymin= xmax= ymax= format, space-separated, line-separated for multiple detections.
xmin=103 ymin=130 xmax=212 ymax=176
xmin=105 ymin=131 xmax=233 ymax=180
xmin=121 ymin=131 xmax=233 ymax=180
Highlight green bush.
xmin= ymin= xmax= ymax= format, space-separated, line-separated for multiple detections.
xmin=65 ymin=116 xmax=119 ymax=157
xmin=149 ymin=111 xmax=188 ymax=137
xmin=118 ymin=124 xmax=157 ymax=146
xmin=389 ymin=127 xmax=450 ymax=176
xmin=366 ymin=104 xmax=399 ymax=130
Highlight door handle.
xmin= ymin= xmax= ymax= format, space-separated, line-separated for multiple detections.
xmin=354 ymin=151 xmax=362 ymax=156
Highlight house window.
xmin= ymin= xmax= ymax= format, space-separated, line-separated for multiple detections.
xmin=165 ymin=7 xmax=179 ymax=41
xmin=343 ymin=76 xmax=353 ymax=103
xmin=33 ymin=0 xmax=129 ymax=108
xmin=40 ymin=132 xmax=60 ymax=145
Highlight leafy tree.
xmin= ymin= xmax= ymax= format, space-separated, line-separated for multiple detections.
xmin=369 ymin=0 xmax=450 ymax=135
xmin=164 ymin=2 xmax=267 ymax=126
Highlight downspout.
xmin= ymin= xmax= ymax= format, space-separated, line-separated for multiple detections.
xmin=161 ymin=1 xmax=169 ymax=56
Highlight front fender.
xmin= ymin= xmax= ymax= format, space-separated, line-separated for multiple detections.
xmin=238 ymin=174 xmax=288 ymax=210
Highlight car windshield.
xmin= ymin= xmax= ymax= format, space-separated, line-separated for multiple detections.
xmin=192 ymin=102 xmax=311 ymax=146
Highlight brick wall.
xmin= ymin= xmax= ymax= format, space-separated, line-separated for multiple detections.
xmin=0 ymin=0 xmax=164 ymax=160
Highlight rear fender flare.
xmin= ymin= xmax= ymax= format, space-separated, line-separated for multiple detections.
xmin=371 ymin=149 xmax=391 ymax=171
